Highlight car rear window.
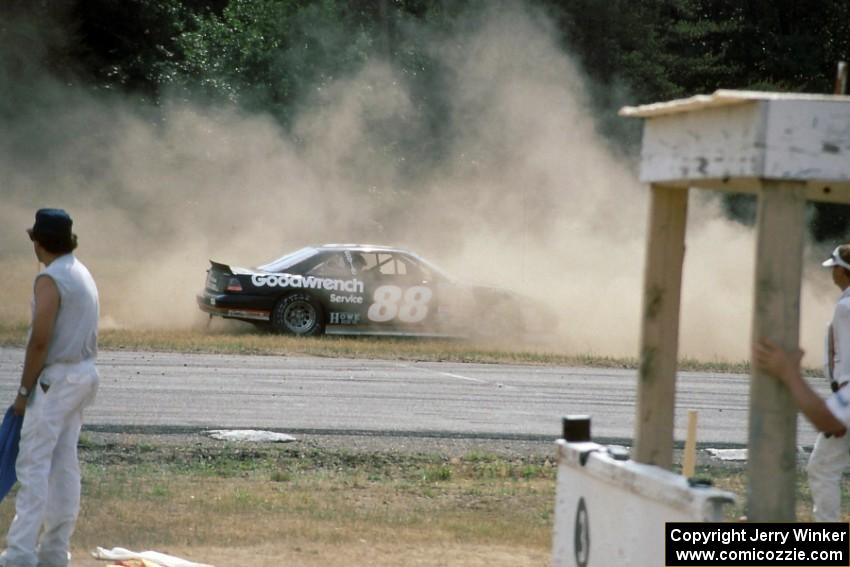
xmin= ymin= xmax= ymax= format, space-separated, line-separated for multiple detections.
xmin=257 ymin=247 xmax=318 ymax=273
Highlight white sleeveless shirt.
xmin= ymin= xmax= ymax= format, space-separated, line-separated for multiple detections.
xmin=34 ymin=254 xmax=99 ymax=366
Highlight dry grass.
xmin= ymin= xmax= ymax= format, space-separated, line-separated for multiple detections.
xmin=0 ymin=321 xmax=763 ymax=374
xmin=0 ymin=439 xmax=555 ymax=567
xmin=75 ymin=474 xmax=553 ymax=549
xmin=0 ymin=318 xmax=632 ymax=367
xmin=686 ymin=461 xmax=835 ymax=523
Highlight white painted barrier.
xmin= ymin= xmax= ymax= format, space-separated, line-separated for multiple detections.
xmin=551 ymin=440 xmax=735 ymax=567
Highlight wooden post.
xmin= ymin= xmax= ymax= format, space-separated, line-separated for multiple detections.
xmin=748 ymin=180 xmax=806 ymax=521
xmin=835 ymin=61 xmax=848 ymax=95
xmin=634 ymin=184 xmax=688 ymax=468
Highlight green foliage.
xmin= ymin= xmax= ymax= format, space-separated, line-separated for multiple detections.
xmin=160 ymin=0 xmax=389 ymax=124
xmin=421 ymin=464 xmax=453 ymax=482
xmin=70 ymin=0 xmax=196 ymax=94
xmin=10 ymin=0 xmax=850 ymax=125
xmin=553 ymin=0 xmax=849 ymax=103
xmin=4 ymin=0 xmax=850 ymax=233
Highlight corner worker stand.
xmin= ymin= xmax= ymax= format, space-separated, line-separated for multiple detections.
xmin=620 ymin=90 xmax=850 ymax=521
xmin=551 ymin=90 xmax=850 ymax=567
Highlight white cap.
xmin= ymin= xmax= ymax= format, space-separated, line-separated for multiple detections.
xmin=823 ymin=246 xmax=850 ymax=270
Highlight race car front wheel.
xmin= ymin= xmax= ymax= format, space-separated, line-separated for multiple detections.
xmin=271 ymin=293 xmax=325 ymax=336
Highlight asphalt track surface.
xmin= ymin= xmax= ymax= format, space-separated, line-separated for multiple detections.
xmin=0 ymin=346 xmax=823 ymax=448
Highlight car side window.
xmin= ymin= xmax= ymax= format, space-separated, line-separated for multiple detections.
xmin=399 ymin=256 xmax=429 ymax=281
xmin=346 ymin=252 xmax=428 ymax=280
xmin=375 ymin=253 xmax=405 ymax=275
xmin=308 ymin=253 xmax=349 ymax=277
xmin=349 ymin=253 xmax=378 ymax=275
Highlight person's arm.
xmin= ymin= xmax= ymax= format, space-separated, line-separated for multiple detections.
xmin=13 ymin=275 xmax=59 ymax=415
xmin=825 ymin=322 xmax=835 ymax=385
xmin=753 ymin=339 xmax=847 ymax=436
xmin=831 ymin=303 xmax=850 ymax=389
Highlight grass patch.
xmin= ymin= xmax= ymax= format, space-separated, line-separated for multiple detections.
xmin=0 ymin=321 xmax=770 ymax=373
xmin=1 ymin=319 xmax=628 ymax=366
xmin=693 ymin=462 xmax=825 ymax=522
xmin=0 ymin=439 xmax=559 ymax=565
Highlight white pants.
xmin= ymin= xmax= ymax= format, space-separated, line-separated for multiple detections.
xmin=807 ymin=431 xmax=850 ymax=522
xmin=1 ymin=361 xmax=98 ymax=567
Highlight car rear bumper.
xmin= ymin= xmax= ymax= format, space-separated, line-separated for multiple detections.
xmin=197 ymin=293 xmax=271 ymax=321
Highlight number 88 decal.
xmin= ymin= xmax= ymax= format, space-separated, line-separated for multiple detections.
xmin=367 ymin=285 xmax=433 ymax=323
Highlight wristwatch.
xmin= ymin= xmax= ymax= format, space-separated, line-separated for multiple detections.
xmin=17 ymin=385 xmax=30 ymax=398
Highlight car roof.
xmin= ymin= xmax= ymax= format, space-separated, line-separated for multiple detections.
xmin=317 ymin=243 xmax=415 ymax=254
xmin=301 ymin=244 xmax=453 ymax=281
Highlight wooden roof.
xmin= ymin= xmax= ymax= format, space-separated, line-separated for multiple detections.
xmin=619 ymin=89 xmax=850 ymax=118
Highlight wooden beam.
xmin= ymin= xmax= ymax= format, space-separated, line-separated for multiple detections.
xmin=748 ymin=180 xmax=806 ymax=521
xmin=648 ymin=178 xmax=850 ymax=205
xmin=637 ymin=99 xmax=850 ymax=189
xmin=634 ymin=184 xmax=688 ymax=468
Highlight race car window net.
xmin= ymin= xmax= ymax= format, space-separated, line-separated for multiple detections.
xmin=357 ymin=253 xmax=411 ymax=276
xmin=257 ymin=247 xmax=318 ymax=273
xmin=358 ymin=253 xmax=380 ymax=272
xmin=377 ymin=253 xmax=397 ymax=275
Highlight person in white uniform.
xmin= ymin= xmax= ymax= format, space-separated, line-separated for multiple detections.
xmin=755 ymin=244 xmax=850 ymax=522
xmin=0 ymin=209 xmax=99 ymax=567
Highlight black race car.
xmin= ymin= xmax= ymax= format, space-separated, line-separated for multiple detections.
xmin=197 ymin=244 xmax=549 ymax=337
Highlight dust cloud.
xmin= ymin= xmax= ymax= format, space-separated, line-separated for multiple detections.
xmin=0 ymin=3 xmax=838 ymax=362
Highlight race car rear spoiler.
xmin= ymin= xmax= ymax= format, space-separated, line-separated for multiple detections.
xmin=209 ymin=260 xmax=233 ymax=275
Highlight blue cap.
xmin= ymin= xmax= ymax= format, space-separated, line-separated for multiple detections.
xmin=27 ymin=208 xmax=73 ymax=241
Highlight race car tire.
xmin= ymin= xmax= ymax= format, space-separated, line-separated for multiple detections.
xmin=271 ymin=293 xmax=325 ymax=336
xmin=503 ymin=302 xmax=525 ymax=334
xmin=475 ymin=298 xmax=524 ymax=339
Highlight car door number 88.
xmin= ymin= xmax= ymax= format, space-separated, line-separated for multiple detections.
xmin=367 ymin=285 xmax=433 ymax=323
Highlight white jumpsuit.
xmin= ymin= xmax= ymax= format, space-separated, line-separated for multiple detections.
xmin=808 ymin=286 xmax=850 ymax=522
xmin=1 ymin=254 xmax=99 ymax=567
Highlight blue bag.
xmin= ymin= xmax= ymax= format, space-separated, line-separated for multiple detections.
xmin=0 ymin=406 xmax=23 ymax=502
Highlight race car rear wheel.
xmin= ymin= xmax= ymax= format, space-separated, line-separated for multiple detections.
xmin=475 ymin=298 xmax=525 ymax=340
xmin=271 ymin=293 xmax=325 ymax=336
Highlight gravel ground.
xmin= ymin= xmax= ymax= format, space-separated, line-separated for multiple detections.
xmin=78 ymin=428 xmax=756 ymax=472
xmin=80 ymin=429 xmax=561 ymax=459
